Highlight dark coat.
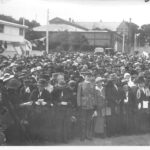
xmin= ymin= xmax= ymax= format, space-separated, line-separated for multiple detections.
xmin=51 ymin=86 xmax=72 ymax=106
xmin=19 ymin=86 xmax=32 ymax=103
xmin=105 ymin=80 xmax=120 ymax=106
xmin=120 ymin=87 xmax=137 ymax=113
xmin=29 ymin=89 xmax=52 ymax=104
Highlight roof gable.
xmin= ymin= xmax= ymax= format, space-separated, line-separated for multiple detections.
xmin=76 ymin=22 xmax=121 ymax=31
xmin=49 ymin=17 xmax=88 ymax=31
xmin=0 ymin=20 xmax=28 ymax=29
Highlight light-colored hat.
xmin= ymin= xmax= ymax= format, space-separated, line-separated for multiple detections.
xmin=95 ymin=77 xmax=105 ymax=83
xmin=31 ymin=68 xmax=37 ymax=73
xmin=124 ymin=73 xmax=131 ymax=79
xmin=36 ymin=66 xmax=42 ymax=71
xmin=0 ymin=73 xmax=14 ymax=82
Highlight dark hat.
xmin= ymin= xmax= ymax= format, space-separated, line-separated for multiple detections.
xmin=80 ymin=70 xmax=93 ymax=76
xmin=37 ymin=79 xmax=47 ymax=87
xmin=23 ymin=79 xmax=30 ymax=84
xmin=5 ymin=78 xmax=21 ymax=89
xmin=121 ymin=80 xmax=128 ymax=87
xmin=135 ymin=76 xmax=145 ymax=84
xmin=39 ymin=74 xmax=50 ymax=81
xmin=109 ymin=73 xmax=118 ymax=81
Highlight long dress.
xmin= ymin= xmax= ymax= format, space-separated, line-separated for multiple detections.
xmin=94 ymin=86 xmax=105 ymax=134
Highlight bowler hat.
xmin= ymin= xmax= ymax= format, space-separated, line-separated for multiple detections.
xmin=37 ymin=79 xmax=47 ymax=87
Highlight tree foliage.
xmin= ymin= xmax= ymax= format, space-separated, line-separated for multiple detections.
xmin=49 ymin=31 xmax=90 ymax=52
xmin=0 ymin=14 xmax=43 ymax=41
xmin=141 ymin=24 xmax=150 ymax=45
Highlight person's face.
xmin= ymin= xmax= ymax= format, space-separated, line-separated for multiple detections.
xmin=58 ymin=84 xmax=65 ymax=89
xmin=97 ymin=81 xmax=103 ymax=87
xmin=69 ymin=85 xmax=75 ymax=90
xmin=138 ymin=82 xmax=145 ymax=88
xmin=125 ymin=75 xmax=131 ymax=82
xmin=85 ymin=75 xmax=91 ymax=81
xmin=37 ymin=85 xmax=45 ymax=91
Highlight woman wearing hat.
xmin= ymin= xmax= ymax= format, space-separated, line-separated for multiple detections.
xmin=135 ymin=76 xmax=150 ymax=133
xmin=51 ymin=80 xmax=72 ymax=143
xmin=94 ymin=77 xmax=106 ymax=138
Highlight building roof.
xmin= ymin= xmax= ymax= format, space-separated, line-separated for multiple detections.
xmin=49 ymin=17 xmax=88 ymax=31
xmin=33 ymin=24 xmax=86 ymax=32
xmin=76 ymin=22 xmax=121 ymax=31
xmin=0 ymin=20 xmax=28 ymax=29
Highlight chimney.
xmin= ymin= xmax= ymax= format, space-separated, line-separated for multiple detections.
xmin=69 ymin=18 xmax=72 ymax=22
xmin=129 ymin=18 xmax=132 ymax=23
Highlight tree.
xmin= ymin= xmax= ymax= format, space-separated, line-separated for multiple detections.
xmin=18 ymin=17 xmax=43 ymax=41
xmin=141 ymin=24 xmax=150 ymax=46
xmin=0 ymin=14 xmax=43 ymax=41
xmin=0 ymin=14 xmax=18 ymax=24
xmin=48 ymin=31 xmax=89 ymax=52
xmin=137 ymin=28 xmax=146 ymax=47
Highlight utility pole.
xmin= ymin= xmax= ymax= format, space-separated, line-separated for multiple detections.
xmin=23 ymin=17 xmax=25 ymax=38
xmin=134 ymin=34 xmax=137 ymax=51
xmin=122 ymin=33 xmax=125 ymax=53
xmin=46 ymin=9 xmax=49 ymax=54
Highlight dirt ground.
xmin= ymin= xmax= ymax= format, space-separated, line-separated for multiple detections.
xmin=39 ymin=134 xmax=150 ymax=146
xmin=64 ymin=134 xmax=150 ymax=146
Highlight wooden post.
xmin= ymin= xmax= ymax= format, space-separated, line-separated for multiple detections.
xmin=122 ymin=33 xmax=125 ymax=53
xmin=46 ymin=9 xmax=49 ymax=54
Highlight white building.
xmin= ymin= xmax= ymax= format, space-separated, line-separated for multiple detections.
xmin=0 ymin=20 xmax=31 ymax=57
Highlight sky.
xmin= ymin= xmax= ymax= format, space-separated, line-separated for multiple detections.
xmin=0 ymin=0 xmax=150 ymax=26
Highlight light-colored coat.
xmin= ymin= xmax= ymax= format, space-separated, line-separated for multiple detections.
xmin=77 ymin=81 xmax=97 ymax=110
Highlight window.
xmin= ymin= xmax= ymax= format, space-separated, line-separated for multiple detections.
xmin=19 ymin=28 xmax=24 ymax=36
xmin=0 ymin=24 xmax=4 ymax=33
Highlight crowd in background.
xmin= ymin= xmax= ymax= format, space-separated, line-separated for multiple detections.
xmin=0 ymin=51 xmax=150 ymax=145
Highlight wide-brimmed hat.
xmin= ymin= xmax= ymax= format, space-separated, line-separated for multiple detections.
xmin=80 ymin=70 xmax=93 ymax=76
xmin=135 ymin=76 xmax=145 ymax=84
xmin=5 ymin=78 xmax=21 ymax=89
xmin=0 ymin=73 xmax=14 ymax=82
xmin=109 ymin=73 xmax=118 ymax=81
xmin=95 ymin=77 xmax=105 ymax=83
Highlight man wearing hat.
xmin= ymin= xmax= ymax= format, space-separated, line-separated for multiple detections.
xmin=77 ymin=71 xmax=97 ymax=141
xmin=105 ymin=73 xmax=121 ymax=136
xmin=66 ymin=80 xmax=78 ymax=139
xmin=51 ymin=80 xmax=72 ymax=143
xmin=120 ymin=80 xmax=137 ymax=135
xmin=19 ymin=79 xmax=32 ymax=103
xmin=29 ymin=78 xmax=52 ymax=104
xmin=135 ymin=76 xmax=150 ymax=133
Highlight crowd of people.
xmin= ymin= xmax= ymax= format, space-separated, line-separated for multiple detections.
xmin=0 ymin=50 xmax=150 ymax=145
